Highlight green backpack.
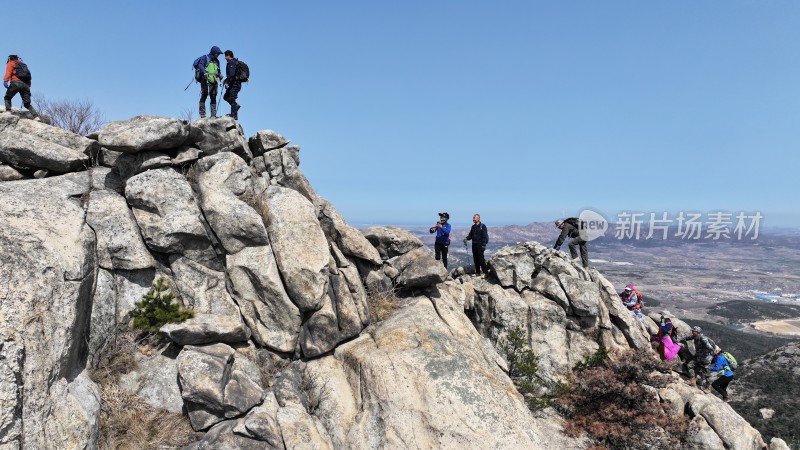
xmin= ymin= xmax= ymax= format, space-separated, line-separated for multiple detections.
xmin=204 ymin=61 xmax=220 ymax=84
xmin=721 ymin=351 xmax=738 ymax=370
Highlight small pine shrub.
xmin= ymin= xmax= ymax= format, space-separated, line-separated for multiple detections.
xmin=499 ymin=326 xmax=562 ymax=411
xmin=129 ymin=277 xmax=193 ymax=337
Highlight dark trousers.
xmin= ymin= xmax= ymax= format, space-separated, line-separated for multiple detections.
xmin=569 ymin=237 xmax=589 ymax=268
xmin=472 ymin=244 xmax=487 ymax=274
xmin=199 ymin=79 xmax=218 ymax=116
xmin=434 ymin=242 xmax=449 ymax=268
xmin=223 ymin=82 xmax=241 ymax=118
xmin=712 ymin=375 xmax=733 ymax=400
xmin=679 ymin=347 xmax=711 ymax=384
xmin=4 ymin=80 xmax=33 ymax=110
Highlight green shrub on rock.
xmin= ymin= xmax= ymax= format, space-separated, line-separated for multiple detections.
xmin=130 ymin=277 xmax=193 ymax=336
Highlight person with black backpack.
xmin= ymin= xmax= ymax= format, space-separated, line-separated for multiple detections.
xmin=192 ymin=46 xmax=223 ymax=118
xmin=223 ymin=50 xmax=248 ymax=120
xmin=554 ymin=218 xmax=589 ymax=268
xmin=3 ymin=55 xmax=38 ymax=116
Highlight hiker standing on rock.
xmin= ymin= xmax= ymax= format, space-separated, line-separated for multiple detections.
xmin=554 ymin=218 xmax=589 ymax=268
xmin=679 ymin=326 xmax=717 ymax=388
xmin=223 ymin=50 xmax=242 ymax=120
xmin=193 ymin=46 xmax=223 ymax=118
xmin=3 ymin=55 xmax=37 ymax=116
xmin=429 ymin=212 xmax=451 ymax=269
xmin=709 ymin=349 xmax=735 ymax=402
xmin=464 ymin=214 xmax=489 ymax=276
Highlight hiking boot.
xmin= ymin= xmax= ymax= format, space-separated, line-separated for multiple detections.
xmin=210 ymin=104 xmax=217 ymax=118
xmin=688 ymin=379 xmax=696 ymax=387
xmin=199 ymin=102 xmax=206 ymax=119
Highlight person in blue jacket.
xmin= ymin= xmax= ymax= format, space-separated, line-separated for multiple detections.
xmin=709 ymin=349 xmax=734 ymax=402
xmin=429 ymin=212 xmax=451 ymax=268
xmin=193 ymin=46 xmax=223 ymax=118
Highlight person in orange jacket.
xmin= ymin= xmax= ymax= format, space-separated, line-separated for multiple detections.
xmin=4 ymin=55 xmax=37 ymax=115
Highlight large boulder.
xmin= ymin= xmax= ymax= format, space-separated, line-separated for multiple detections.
xmin=387 ymin=247 xmax=448 ymax=289
xmin=252 ymin=146 xmax=317 ymax=204
xmin=118 ymin=349 xmax=184 ymax=414
xmin=169 ymin=256 xmax=239 ymax=316
xmin=86 ymin=189 xmax=155 ymax=270
xmin=0 ymin=173 xmax=98 ymax=448
xmin=248 ymin=129 xmax=289 ymax=158
xmin=192 ymin=117 xmax=251 ymax=161
xmin=113 ymin=150 xmax=172 ymax=181
xmin=361 ymin=226 xmax=424 ymax=260
xmin=177 ymin=344 xmax=264 ymax=431
xmin=194 ymin=152 xmax=268 ymax=254
xmin=296 ymin=292 xmax=576 ymax=449
xmin=161 ymin=314 xmax=250 ymax=346
xmin=0 ymin=128 xmax=89 ymax=172
xmin=262 ymin=185 xmax=329 ymax=312
xmin=0 ymin=115 xmax=97 ymax=172
xmin=227 ymin=245 xmax=302 ymax=352
xmin=125 ymin=167 xmax=217 ymax=267
xmin=317 ymin=199 xmax=382 ymax=265
xmin=97 ymin=115 xmax=196 ymax=153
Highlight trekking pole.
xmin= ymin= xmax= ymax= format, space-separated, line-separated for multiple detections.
xmin=218 ymin=82 xmax=225 ymax=110
xmin=183 ymin=77 xmax=195 ymax=91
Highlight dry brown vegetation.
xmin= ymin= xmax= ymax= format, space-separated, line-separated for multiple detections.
xmin=560 ymin=348 xmax=690 ymax=450
xmin=366 ymin=288 xmax=402 ymax=322
xmin=90 ymin=330 xmax=200 ymax=449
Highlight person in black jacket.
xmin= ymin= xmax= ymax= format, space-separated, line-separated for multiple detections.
xmin=463 ymin=214 xmax=489 ymax=275
xmin=223 ymin=50 xmax=242 ymax=120
xmin=554 ymin=218 xmax=589 ymax=268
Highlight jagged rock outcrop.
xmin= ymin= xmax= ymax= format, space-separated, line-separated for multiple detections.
xmin=0 ymin=114 xmax=93 ymax=172
xmin=0 ymin=114 xmax=770 ymax=450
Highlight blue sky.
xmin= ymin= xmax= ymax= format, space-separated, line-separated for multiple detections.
xmin=11 ymin=1 xmax=800 ymax=227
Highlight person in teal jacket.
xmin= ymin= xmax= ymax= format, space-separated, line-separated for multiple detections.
xmin=709 ymin=350 xmax=734 ymax=402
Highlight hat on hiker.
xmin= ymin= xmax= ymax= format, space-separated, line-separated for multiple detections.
xmin=625 ymin=283 xmax=634 ymax=291
xmin=691 ymin=326 xmax=702 ymax=333
xmin=439 ymin=212 xmax=449 ymax=220
xmin=555 ymin=219 xmax=564 ymax=227
xmin=210 ymin=46 xmax=222 ymax=55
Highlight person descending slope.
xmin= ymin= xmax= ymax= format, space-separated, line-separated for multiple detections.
xmin=193 ymin=46 xmax=223 ymax=118
xmin=3 ymin=55 xmax=37 ymax=116
xmin=553 ymin=218 xmax=589 ymax=268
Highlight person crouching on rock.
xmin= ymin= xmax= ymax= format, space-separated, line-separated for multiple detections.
xmin=709 ymin=349 xmax=734 ymax=402
xmin=619 ymin=283 xmax=645 ymax=322
xmin=429 ymin=212 xmax=451 ymax=268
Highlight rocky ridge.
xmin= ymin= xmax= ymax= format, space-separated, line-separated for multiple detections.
xmin=0 ymin=111 xmax=785 ymax=449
